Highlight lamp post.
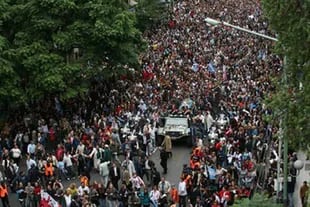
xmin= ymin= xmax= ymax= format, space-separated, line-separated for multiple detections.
xmin=203 ymin=17 xmax=295 ymax=206
xmin=204 ymin=17 xmax=278 ymax=41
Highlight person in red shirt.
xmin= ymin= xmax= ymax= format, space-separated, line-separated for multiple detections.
xmin=55 ymin=144 xmax=64 ymax=161
xmin=219 ymin=185 xmax=232 ymax=205
xmin=33 ymin=182 xmax=42 ymax=207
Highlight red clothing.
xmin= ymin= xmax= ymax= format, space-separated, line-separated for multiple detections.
xmin=81 ymin=134 xmax=89 ymax=144
xmin=34 ymin=186 xmax=41 ymax=196
xmin=168 ymin=20 xmax=175 ymax=28
xmin=215 ymin=142 xmax=222 ymax=151
xmin=49 ymin=128 xmax=55 ymax=141
xmin=219 ymin=189 xmax=231 ymax=201
xmin=55 ymin=147 xmax=64 ymax=161
xmin=40 ymin=197 xmax=51 ymax=207
xmin=170 ymin=188 xmax=179 ymax=203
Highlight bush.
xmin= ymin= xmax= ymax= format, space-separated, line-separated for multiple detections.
xmin=232 ymin=193 xmax=281 ymax=207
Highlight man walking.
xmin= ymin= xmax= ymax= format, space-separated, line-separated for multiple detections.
xmin=109 ymin=162 xmax=120 ymax=190
xmin=160 ymin=147 xmax=168 ymax=174
xmin=161 ymin=135 xmax=172 ymax=158
xmin=99 ymin=160 xmax=110 ymax=188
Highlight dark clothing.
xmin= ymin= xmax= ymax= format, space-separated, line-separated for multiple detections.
xmin=109 ymin=166 xmax=121 ymax=189
xmin=160 ymin=150 xmax=168 ymax=174
xmin=1 ymin=196 xmax=10 ymax=207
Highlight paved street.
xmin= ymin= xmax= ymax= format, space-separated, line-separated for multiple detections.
xmin=8 ymin=143 xmax=191 ymax=206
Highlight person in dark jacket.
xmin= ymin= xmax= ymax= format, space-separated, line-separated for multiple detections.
xmin=109 ymin=162 xmax=121 ymax=190
xmin=160 ymin=148 xmax=168 ymax=174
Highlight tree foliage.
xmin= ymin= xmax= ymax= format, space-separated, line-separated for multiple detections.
xmin=0 ymin=0 xmax=145 ymax=109
xmin=262 ymin=0 xmax=310 ymax=152
xmin=233 ymin=193 xmax=281 ymax=207
xmin=134 ymin=0 xmax=171 ymax=32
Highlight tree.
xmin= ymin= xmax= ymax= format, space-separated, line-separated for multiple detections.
xmin=0 ymin=0 xmax=145 ymax=110
xmin=262 ymin=0 xmax=310 ymax=152
xmin=233 ymin=193 xmax=281 ymax=207
xmin=134 ymin=0 xmax=171 ymax=32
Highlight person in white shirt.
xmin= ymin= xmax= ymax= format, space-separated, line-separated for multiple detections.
xmin=150 ymin=185 xmax=161 ymax=207
xmin=121 ymin=157 xmax=136 ymax=178
xmin=86 ymin=143 xmax=98 ymax=169
xmin=99 ymin=161 xmax=110 ymax=188
xmin=158 ymin=177 xmax=171 ymax=195
xmin=63 ymin=152 xmax=76 ymax=179
xmin=77 ymin=182 xmax=90 ymax=197
xmin=178 ymin=177 xmax=187 ymax=207
xmin=26 ymin=154 xmax=37 ymax=170
xmin=10 ymin=144 xmax=22 ymax=165
xmin=130 ymin=172 xmax=145 ymax=191
xmin=27 ymin=141 xmax=36 ymax=157
xmin=195 ymin=137 xmax=203 ymax=148
xmin=149 ymin=124 xmax=157 ymax=153
xmin=62 ymin=189 xmax=72 ymax=207
xmin=76 ymin=142 xmax=85 ymax=155
xmin=206 ymin=111 xmax=215 ymax=132
xmin=144 ymin=156 xmax=154 ymax=185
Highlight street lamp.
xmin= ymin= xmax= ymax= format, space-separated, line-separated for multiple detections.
xmin=293 ymin=159 xmax=305 ymax=174
xmin=204 ymin=17 xmax=278 ymax=41
xmin=204 ymin=17 xmax=295 ymax=206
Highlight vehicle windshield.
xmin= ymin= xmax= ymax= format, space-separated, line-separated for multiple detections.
xmin=165 ymin=117 xmax=188 ymax=126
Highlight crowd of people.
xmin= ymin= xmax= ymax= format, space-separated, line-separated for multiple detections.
xmin=0 ymin=0 xmax=299 ymax=207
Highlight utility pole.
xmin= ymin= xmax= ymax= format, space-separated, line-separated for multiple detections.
xmin=282 ymin=57 xmax=289 ymax=207
xmin=277 ymin=120 xmax=283 ymax=202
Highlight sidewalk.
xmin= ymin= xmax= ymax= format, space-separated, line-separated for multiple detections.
xmin=294 ymin=152 xmax=310 ymax=207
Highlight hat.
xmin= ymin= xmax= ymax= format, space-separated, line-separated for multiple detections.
xmin=104 ymin=144 xmax=109 ymax=148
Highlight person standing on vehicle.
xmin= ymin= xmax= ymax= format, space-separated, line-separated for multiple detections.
xmin=0 ymin=182 xmax=10 ymax=207
xmin=161 ymin=135 xmax=172 ymax=158
xmin=160 ymin=147 xmax=168 ymax=174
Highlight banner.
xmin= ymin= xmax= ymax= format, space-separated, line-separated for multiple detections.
xmin=40 ymin=190 xmax=60 ymax=207
xmin=208 ymin=62 xmax=216 ymax=74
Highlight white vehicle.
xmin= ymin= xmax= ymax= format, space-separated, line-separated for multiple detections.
xmin=157 ymin=116 xmax=192 ymax=145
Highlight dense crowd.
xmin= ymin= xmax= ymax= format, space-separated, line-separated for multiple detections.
xmin=0 ymin=0 xmax=298 ymax=207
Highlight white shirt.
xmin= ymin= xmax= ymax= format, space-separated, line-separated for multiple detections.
xmin=178 ymin=181 xmax=187 ymax=196
xmin=27 ymin=144 xmax=36 ymax=155
xmin=196 ymin=138 xmax=203 ymax=147
xmin=78 ymin=186 xmax=90 ymax=196
xmin=150 ymin=190 xmax=161 ymax=202
xmin=145 ymin=160 xmax=151 ymax=170
xmin=76 ymin=144 xmax=85 ymax=154
xmin=63 ymin=154 xmax=73 ymax=167
xmin=158 ymin=180 xmax=171 ymax=194
xmin=11 ymin=148 xmax=21 ymax=158
xmin=99 ymin=161 xmax=110 ymax=177
xmin=26 ymin=159 xmax=37 ymax=170
xmin=121 ymin=159 xmax=136 ymax=177
xmin=64 ymin=194 xmax=72 ymax=207
xmin=130 ymin=176 xmax=144 ymax=189
xmin=42 ymin=125 xmax=49 ymax=133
